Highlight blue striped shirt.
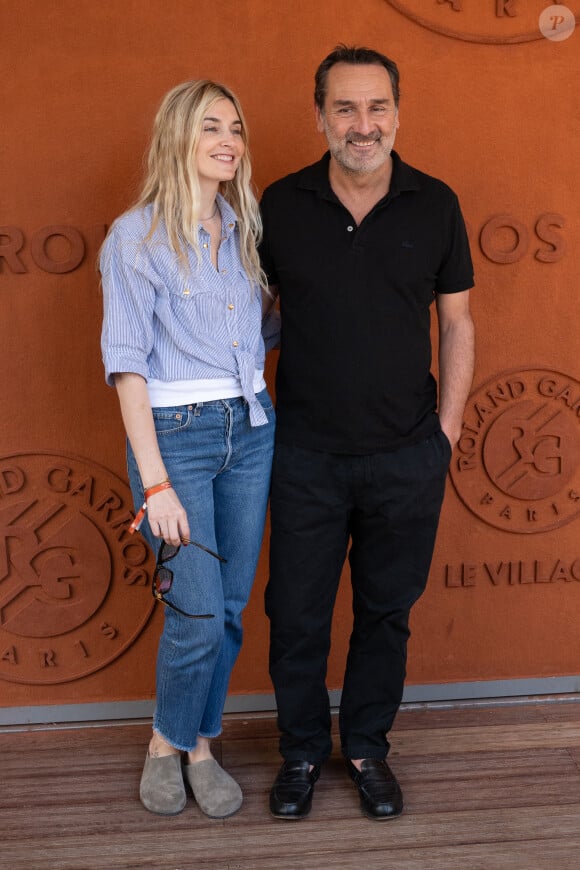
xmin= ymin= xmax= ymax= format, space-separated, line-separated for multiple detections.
xmin=100 ymin=195 xmax=268 ymax=426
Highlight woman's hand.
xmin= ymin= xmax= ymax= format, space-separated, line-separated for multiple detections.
xmin=146 ymin=487 xmax=190 ymax=546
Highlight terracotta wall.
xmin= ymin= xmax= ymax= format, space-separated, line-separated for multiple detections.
xmin=1 ymin=1 xmax=579 ymax=711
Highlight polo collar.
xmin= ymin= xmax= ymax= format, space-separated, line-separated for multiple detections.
xmin=297 ymin=150 xmax=421 ymax=201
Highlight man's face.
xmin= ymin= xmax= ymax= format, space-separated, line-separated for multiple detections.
xmin=315 ymin=63 xmax=399 ymax=175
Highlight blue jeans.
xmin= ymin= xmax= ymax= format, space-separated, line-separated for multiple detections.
xmin=127 ymin=389 xmax=275 ymax=751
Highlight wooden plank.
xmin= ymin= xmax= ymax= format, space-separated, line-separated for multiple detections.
xmin=391 ymin=701 xmax=573 ymax=730
xmin=389 ymin=721 xmax=580 ymax=755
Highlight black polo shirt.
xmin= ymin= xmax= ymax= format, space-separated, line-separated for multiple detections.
xmin=260 ymin=150 xmax=474 ymax=453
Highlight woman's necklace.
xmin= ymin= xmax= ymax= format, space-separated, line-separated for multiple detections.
xmin=199 ymin=202 xmax=218 ymax=222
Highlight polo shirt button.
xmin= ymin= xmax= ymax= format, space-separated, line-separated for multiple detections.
xmin=232 ymin=340 xmax=239 ymax=347
xmin=347 ymin=226 xmax=354 ymax=232
xmin=228 ymin=304 xmax=234 ymax=310
xmin=203 ymin=243 xmax=208 ymax=248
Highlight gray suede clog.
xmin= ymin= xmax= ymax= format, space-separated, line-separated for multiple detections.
xmin=183 ymin=759 xmax=242 ymax=818
xmin=139 ymin=753 xmax=187 ymax=815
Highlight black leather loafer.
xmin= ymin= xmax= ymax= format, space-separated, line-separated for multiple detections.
xmin=347 ymin=758 xmax=403 ymax=820
xmin=269 ymin=760 xmax=321 ymax=819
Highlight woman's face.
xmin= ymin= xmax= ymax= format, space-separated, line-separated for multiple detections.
xmin=196 ymin=98 xmax=245 ymax=188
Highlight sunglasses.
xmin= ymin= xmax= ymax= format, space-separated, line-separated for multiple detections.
xmin=153 ymin=538 xmax=226 ymax=619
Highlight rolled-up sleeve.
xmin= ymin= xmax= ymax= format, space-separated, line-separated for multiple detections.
xmin=262 ymin=305 xmax=280 ymax=352
xmin=100 ymin=224 xmax=156 ymax=386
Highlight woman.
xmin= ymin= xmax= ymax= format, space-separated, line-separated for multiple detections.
xmin=100 ymin=80 xmax=275 ymax=818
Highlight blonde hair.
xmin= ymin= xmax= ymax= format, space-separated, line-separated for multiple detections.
xmin=136 ymin=79 xmax=265 ymax=289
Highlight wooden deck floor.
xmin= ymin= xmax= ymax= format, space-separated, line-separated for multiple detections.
xmin=2 ymin=697 xmax=580 ymax=869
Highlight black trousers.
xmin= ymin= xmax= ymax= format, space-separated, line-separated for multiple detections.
xmin=266 ymin=430 xmax=451 ymax=764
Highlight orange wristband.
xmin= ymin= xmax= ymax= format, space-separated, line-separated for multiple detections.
xmin=129 ymin=481 xmax=173 ymax=534
xmin=144 ymin=480 xmax=172 ymax=500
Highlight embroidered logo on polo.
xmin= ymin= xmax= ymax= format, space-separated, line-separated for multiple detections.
xmin=385 ymin=1 xmax=579 ymax=44
xmin=0 ymin=453 xmax=154 ymax=684
xmin=450 ymin=369 xmax=580 ymax=534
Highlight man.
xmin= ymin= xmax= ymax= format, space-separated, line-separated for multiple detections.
xmin=260 ymin=45 xmax=475 ymax=821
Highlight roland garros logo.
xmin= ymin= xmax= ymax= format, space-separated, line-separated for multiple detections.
xmin=0 ymin=453 xmax=154 ymax=684
xmin=450 ymin=369 xmax=580 ymax=534
xmin=385 ymin=1 xmax=578 ymax=44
